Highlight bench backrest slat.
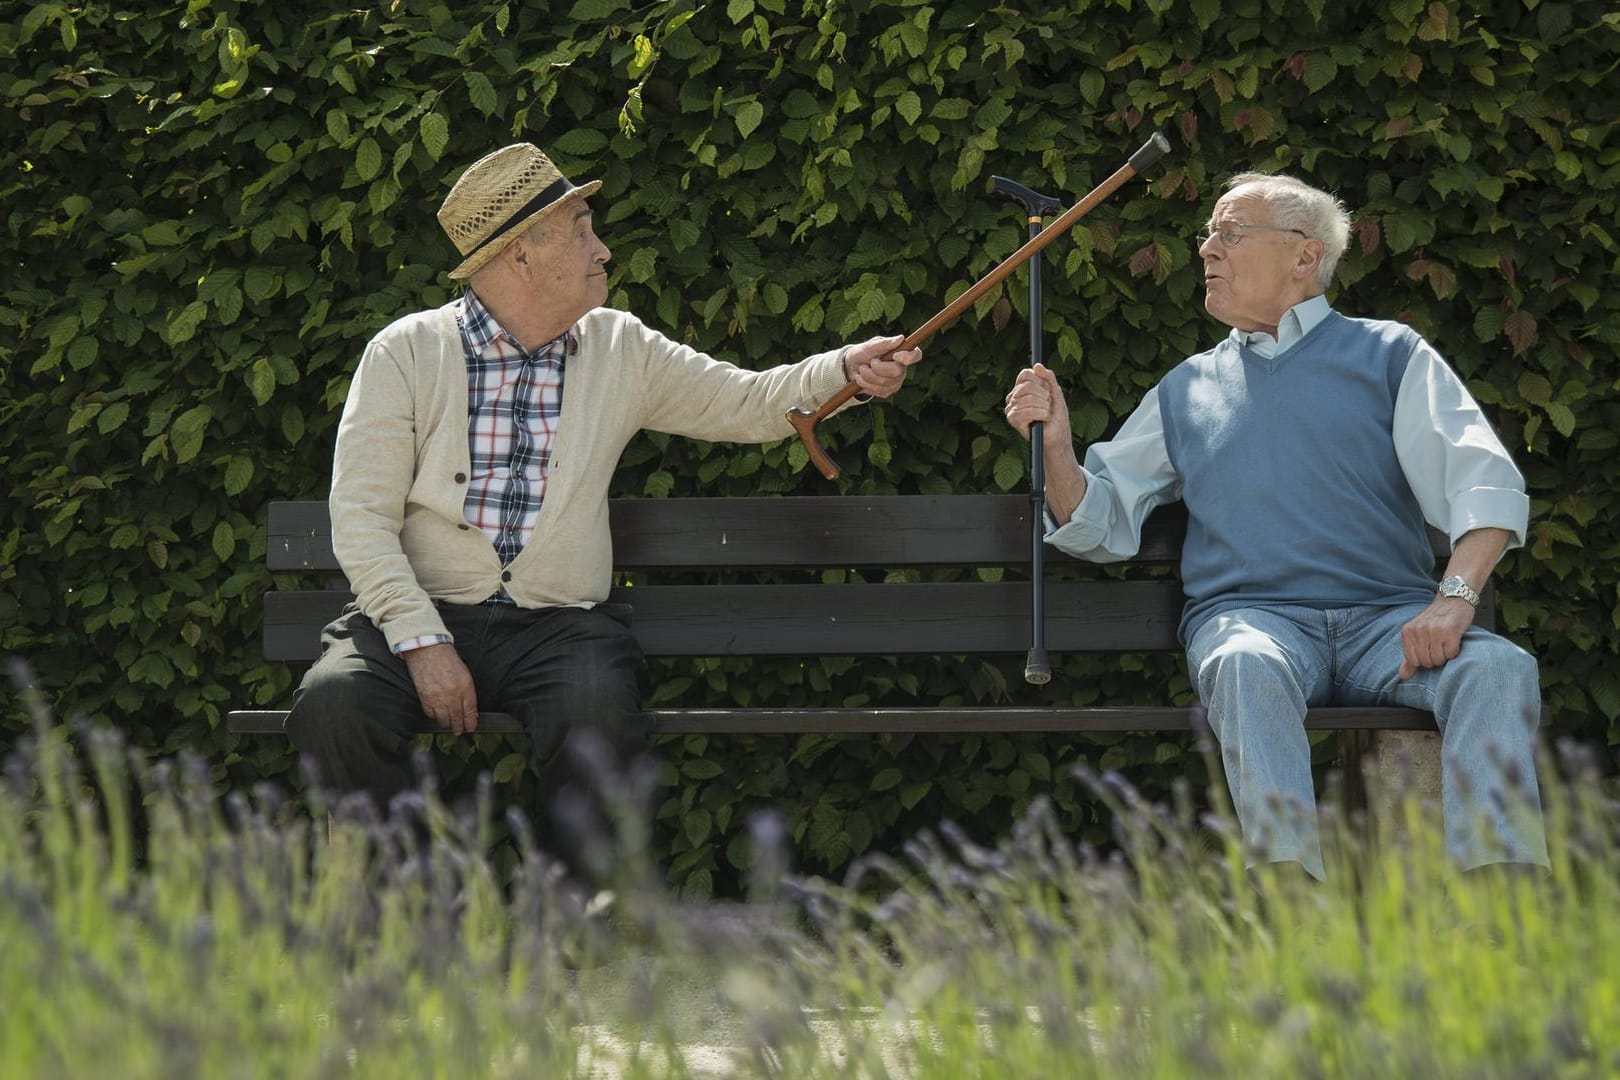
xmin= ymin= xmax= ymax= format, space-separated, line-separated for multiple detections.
xmin=268 ymin=496 xmax=1191 ymax=572
xmin=264 ymin=580 xmax=1186 ymax=662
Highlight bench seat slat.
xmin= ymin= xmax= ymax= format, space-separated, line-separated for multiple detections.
xmin=225 ymin=705 xmax=1439 ymax=735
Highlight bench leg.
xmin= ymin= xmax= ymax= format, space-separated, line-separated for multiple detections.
xmin=1341 ymin=728 xmax=1443 ymax=852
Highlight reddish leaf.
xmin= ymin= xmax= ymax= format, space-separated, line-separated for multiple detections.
xmin=1504 ymin=310 xmax=1538 ymax=355
xmin=1355 ymin=218 xmax=1381 ymax=256
xmin=1128 ymin=243 xmax=1158 ymax=277
xmin=992 ymin=296 xmax=1012 ymax=333
xmin=1123 ymin=105 xmax=1141 ymax=130
xmin=1499 ymin=256 xmax=1516 ymax=284
xmin=1179 ymin=110 xmax=1198 ymax=145
xmin=1406 ymin=257 xmax=1429 ymax=280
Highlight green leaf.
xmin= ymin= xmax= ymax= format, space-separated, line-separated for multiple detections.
xmin=871 ymin=768 xmax=902 ymax=792
xmin=569 ymin=0 xmax=629 ymax=17
xmin=1544 ymin=402 xmax=1576 ymax=438
xmin=224 ymin=456 xmax=254 ymax=496
xmin=993 ymin=448 xmax=1024 ymax=491
xmin=464 ymin=71 xmax=497 ymax=117
xmin=682 ymin=758 xmax=724 ymax=780
xmin=248 ymin=358 xmax=276 ymax=405
xmin=169 ymin=405 xmax=212 ymax=464
xmin=551 ymin=129 xmax=609 ymax=155
xmin=420 ymin=112 xmax=449 ymax=160
xmin=211 ymin=521 xmax=235 ymax=563
xmin=281 ymin=405 xmax=305 ymax=444
xmin=355 ymin=137 xmax=382 ymax=181
xmin=244 ymin=268 xmax=279 ymax=302
xmin=684 ymin=808 xmax=712 ymax=847
xmin=1517 ymin=373 xmax=1551 ymax=406
xmin=1303 ymin=53 xmax=1337 ymax=93
xmin=895 ymin=91 xmax=922 ymax=125
xmin=96 ymin=402 xmax=130 ymax=435
xmin=165 ymin=301 xmax=208 ymax=345
xmin=325 ymin=109 xmax=350 ymax=143
xmin=734 ymin=100 xmax=764 ymax=139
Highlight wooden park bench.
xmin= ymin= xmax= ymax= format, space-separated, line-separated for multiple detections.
xmin=227 ymin=496 xmax=1475 ymax=783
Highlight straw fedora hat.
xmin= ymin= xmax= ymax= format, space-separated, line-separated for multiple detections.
xmin=438 ymin=143 xmax=603 ymax=280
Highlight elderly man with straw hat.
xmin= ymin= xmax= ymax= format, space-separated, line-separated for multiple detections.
xmin=286 ymin=143 xmax=920 ymax=865
xmin=1004 ymin=171 xmax=1548 ymax=882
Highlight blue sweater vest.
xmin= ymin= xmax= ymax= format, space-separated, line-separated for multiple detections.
xmin=1158 ymin=312 xmax=1439 ymax=643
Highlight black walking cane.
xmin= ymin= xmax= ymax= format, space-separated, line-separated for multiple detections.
xmin=991 ymin=176 xmax=1063 ymax=686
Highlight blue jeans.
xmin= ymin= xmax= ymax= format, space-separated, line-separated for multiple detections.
xmin=1186 ymin=603 xmax=1548 ymax=880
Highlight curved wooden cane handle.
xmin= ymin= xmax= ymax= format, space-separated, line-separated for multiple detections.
xmin=789 ymin=132 xmax=1172 ymax=481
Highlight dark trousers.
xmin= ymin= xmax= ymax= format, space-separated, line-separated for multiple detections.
xmin=285 ymin=601 xmax=647 ymax=871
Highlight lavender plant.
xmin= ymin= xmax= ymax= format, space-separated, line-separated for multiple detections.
xmin=2 ymin=660 xmax=1614 ymax=1078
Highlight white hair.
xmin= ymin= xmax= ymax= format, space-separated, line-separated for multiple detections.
xmin=1224 ymin=172 xmax=1352 ymax=289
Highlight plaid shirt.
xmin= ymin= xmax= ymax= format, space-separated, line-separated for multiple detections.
xmin=393 ymin=290 xmax=569 ymax=652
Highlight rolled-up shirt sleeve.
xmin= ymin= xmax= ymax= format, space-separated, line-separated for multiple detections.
xmin=1046 ymin=386 xmax=1181 ymax=562
xmin=1392 ymin=337 xmax=1529 ymax=549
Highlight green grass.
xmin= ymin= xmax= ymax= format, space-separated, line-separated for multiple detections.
xmin=2 ymin=699 xmax=1615 ymax=1078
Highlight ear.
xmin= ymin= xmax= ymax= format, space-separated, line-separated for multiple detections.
xmin=1295 ymin=237 xmax=1323 ymax=281
xmin=504 ymin=233 xmax=537 ymax=277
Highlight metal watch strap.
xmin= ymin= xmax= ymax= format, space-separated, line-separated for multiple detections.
xmin=1437 ymin=574 xmax=1481 ymax=608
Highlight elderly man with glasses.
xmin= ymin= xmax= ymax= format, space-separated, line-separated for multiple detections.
xmin=1003 ymin=172 xmax=1548 ymax=881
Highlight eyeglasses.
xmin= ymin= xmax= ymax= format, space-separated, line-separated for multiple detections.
xmin=1196 ymin=222 xmax=1309 ymax=248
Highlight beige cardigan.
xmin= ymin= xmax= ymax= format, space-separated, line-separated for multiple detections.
xmin=331 ymin=303 xmax=852 ymax=649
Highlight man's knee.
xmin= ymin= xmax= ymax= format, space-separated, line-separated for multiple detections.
xmin=1196 ymin=636 xmax=1302 ymax=701
xmin=522 ymin=676 xmax=647 ymax=763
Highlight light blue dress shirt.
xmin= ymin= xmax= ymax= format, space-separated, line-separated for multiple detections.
xmin=1048 ymin=295 xmax=1530 ymax=560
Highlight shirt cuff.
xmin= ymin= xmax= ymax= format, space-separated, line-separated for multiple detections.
xmin=1044 ymin=467 xmax=1112 ymax=552
xmin=1447 ymin=486 xmax=1531 ymax=549
xmin=394 ymin=633 xmax=453 ymax=656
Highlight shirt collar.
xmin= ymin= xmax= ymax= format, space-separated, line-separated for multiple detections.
xmin=459 ymin=288 xmax=578 ymax=357
xmin=1230 ymin=294 xmax=1333 ymax=359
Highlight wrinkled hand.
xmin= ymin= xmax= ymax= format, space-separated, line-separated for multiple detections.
xmin=403 ymin=642 xmax=479 ymax=733
xmin=1004 ymin=363 xmax=1072 ymax=451
xmin=1398 ymin=597 xmax=1474 ymax=680
xmin=843 ymin=335 xmax=923 ymax=399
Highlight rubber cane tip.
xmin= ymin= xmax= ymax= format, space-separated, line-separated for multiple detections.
xmin=1129 ymin=132 xmax=1172 ymax=173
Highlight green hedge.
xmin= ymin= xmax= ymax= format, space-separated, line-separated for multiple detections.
xmin=4 ymin=0 xmax=1617 ymax=894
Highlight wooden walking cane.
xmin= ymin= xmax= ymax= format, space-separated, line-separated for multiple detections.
xmin=991 ymin=176 xmax=1062 ymax=685
xmin=787 ymin=132 xmax=1172 ymax=481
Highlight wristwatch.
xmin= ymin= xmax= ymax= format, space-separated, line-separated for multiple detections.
xmin=1437 ymin=575 xmax=1481 ymax=608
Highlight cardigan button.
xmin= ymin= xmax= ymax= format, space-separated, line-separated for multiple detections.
xmin=454 ymin=472 xmax=467 ymax=483
xmin=501 ymin=571 xmax=512 ymax=582
xmin=457 ymin=523 xmax=470 ymax=531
